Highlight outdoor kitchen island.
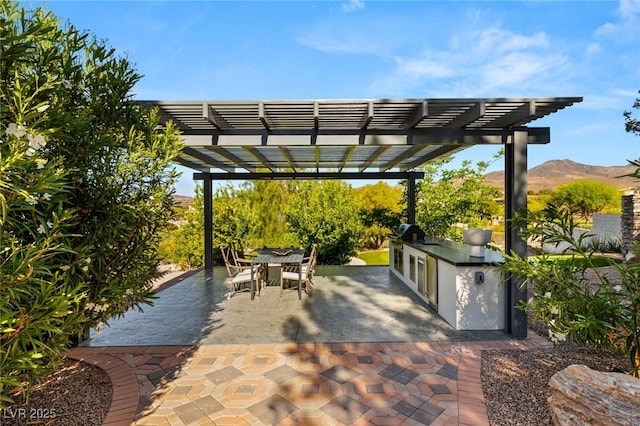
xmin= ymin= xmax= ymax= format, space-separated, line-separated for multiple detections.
xmin=390 ymin=225 xmax=505 ymax=331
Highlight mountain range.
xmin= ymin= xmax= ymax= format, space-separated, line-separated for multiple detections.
xmin=172 ymin=159 xmax=639 ymax=202
xmin=483 ymin=159 xmax=639 ymax=193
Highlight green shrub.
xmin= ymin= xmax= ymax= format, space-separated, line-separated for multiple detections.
xmin=160 ymin=185 xmax=208 ymax=268
xmin=1 ymin=0 xmax=182 ymax=405
xmin=212 ymin=184 xmax=258 ymax=256
xmin=496 ymin=204 xmax=640 ymax=376
xmin=1 ymin=1 xmax=92 ymax=404
xmin=579 ymin=236 xmax=623 ymax=254
xmin=0 ymin=114 xmax=90 ymax=405
xmin=416 ymin=156 xmax=501 ymax=240
xmin=286 ymin=181 xmax=363 ymax=264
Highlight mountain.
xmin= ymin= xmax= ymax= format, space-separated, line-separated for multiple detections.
xmin=173 ymin=195 xmax=194 ymax=208
xmin=483 ymin=159 xmax=639 ymax=192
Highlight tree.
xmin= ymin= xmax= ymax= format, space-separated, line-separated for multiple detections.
xmin=245 ymin=181 xmax=297 ymax=248
xmin=624 ymin=90 xmax=640 ymax=135
xmin=286 ymin=181 xmax=363 ymax=264
xmin=624 ymin=91 xmax=640 ymax=180
xmin=415 ymin=156 xmax=501 ymax=239
xmin=1 ymin=0 xmax=181 ymax=404
xmin=528 ymin=192 xmax=553 ymax=215
xmin=159 ymin=185 xmax=206 ymax=268
xmin=213 ymin=183 xmax=256 ymax=255
xmin=353 ymin=182 xmax=404 ymax=249
xmin=549 ymin=180 xmax=620 ymax=222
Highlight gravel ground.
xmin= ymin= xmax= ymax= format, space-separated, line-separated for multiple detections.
xmin=4 ymin=359 xmax=111 ymax=426
xmin=481 ymin=265 xmax=631 ymax=426
xmin=482 ymin=333 xmax=629 ymax=425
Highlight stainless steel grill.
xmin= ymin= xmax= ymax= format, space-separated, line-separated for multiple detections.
xmin=391 ymin=223 xmax=425 ymax=242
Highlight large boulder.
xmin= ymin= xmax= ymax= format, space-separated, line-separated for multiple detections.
xmin=548 ymin=364 xmax=640 ymax=425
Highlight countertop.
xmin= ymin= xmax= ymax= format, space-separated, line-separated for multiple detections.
xmin=403 ymin=236 xmax=504 ymax=266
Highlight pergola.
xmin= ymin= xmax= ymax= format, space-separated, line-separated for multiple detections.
xmin=141 ymin=97 xmax=582 ymax=338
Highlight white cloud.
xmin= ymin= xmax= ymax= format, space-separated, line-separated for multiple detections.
xmin=298 ymin=31 xmax=379 ymax=54
xmin=595 ymin=21 xmax=620 ymax=37
xmin=298 ymin=10 xmax=583 ymax=99
xmin=617 ymin=0 xmax=640 ymax=19
xmin=393 ymin=54 xmax=454 ymax=79
xmin=367 ymin=23 xmax=568 ymax=98
xmin=586 ymin=42 xmax=602 ymax=55
xmin=613 ymin=88 xmax=640 ymax=98
xmin=576 ymin=91 xmax=633 ymax=110
xmin=342 ymin=0 xmax=365 ymax=13
xmin=479 ymin=52 xmax=567 ymax=92
xmin=472 ymin=28 xmax=549 ymax=55
xmin=564 ymin=120 xmax=619 ymax=137
xmin=595 ymin=0 xmax=640 ymax=38
xmin=295 ymin=16 xmax=404 ymax=56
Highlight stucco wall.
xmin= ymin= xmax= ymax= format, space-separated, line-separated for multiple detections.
xmin=592 ymin=213 xmax=621 ymax=241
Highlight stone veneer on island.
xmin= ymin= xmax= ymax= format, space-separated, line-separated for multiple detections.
xmin=389 ymin=236 xmax=505 ymax=331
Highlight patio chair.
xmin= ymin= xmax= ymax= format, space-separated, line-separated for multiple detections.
xmin=281 ymin=244 xmax=317 ymax=296
xmin=221 ymin=247 xmax=262 ymax=299
xmin=230 ymin=243 xmax=252 ymax=267
xmin=283 ymin=243 xmax=317 ymax=273
xmin=302 ymin=243 xmax=317 ymax=270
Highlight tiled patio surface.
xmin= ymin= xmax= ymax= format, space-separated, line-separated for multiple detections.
xmin=67 ymin=267 xmax=553 ymax=425
xmin=69 ymin=338 xmax=551 ymax=425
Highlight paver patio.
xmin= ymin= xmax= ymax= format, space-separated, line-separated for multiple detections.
xmin=68 ymin=266 xmax=552 ymax=425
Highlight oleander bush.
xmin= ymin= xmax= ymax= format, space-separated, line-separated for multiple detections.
xmin=497 ymin=204 xmax=640 ymax=376
xmin=1 ymin=0 xmax=182 ymax=405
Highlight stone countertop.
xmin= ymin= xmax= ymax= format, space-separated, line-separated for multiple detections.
xmin=403 ymin=236 xmax=504 ymax=267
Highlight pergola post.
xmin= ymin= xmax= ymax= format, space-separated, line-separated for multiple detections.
xmin=203 ymin=175 xmax=214 ymax=270
xmin=407 ymin=175 xmax=416 ymax=224
xmin=504 ymin=129 xmax=528 ymax=339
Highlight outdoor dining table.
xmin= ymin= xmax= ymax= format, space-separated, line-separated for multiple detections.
xmin=250 ymin=248 xmax=304 ymax=300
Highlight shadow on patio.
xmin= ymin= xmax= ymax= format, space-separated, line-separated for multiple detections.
xmin=75 ymin=265 xmax=516 ymax=424
xmin=83 ymin=266 xmax=508 ymax=347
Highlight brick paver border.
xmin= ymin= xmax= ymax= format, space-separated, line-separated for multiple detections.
xmin=67 ymin=349 xmax=140 ymax=426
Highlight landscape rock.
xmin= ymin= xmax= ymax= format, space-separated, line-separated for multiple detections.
xmin=548 ymin=364 xmax=640 ymax=426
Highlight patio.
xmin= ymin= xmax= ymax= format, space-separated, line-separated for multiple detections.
xmin=68 ymin=266 xmax=552 ymax=425
xmin=82 ymin=266 xmax=509 ymax=347
xmin=70 ymin=97 xmax=581 ymax=424
xmin=151 ymin=97 xmax=582 ymax=340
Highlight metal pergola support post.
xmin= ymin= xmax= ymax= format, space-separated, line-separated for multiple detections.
xmin=203 ymin=175 xmax=214 ymax=270
xmin=504 ymin=129 xmax=528 ymax=339
xmin=407 ymin=176 xmax=416 ymax=224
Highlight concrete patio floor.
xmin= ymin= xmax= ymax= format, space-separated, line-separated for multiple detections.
xmin=83 ymin=266 xmax=508 ymax=347
xmin=68 ymin=266 xmax=552 ymax=425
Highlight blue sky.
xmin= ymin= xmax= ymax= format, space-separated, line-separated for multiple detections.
xmin=31 ymin=0 xmax=640 ymax=196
